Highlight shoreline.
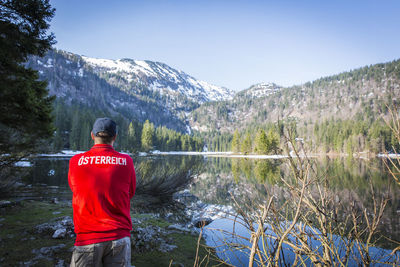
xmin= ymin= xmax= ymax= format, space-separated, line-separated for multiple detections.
xmin=34 ymin=150 xmax=400 ymax=160
xmin=0 ymin=190 xmax=225 ymax=266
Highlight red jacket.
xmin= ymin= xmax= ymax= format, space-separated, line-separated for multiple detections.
xmin=68 ymin=144 xmax=136 ymax=246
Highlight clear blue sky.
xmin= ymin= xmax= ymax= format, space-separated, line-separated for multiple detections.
xmin=49 ymin=0 xmax=400 ymax=91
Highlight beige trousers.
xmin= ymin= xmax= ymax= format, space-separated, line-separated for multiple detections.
xmin=70 ymin=236 xmax=131 ymax=267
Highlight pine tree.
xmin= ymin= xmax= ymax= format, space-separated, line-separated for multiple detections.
xmin=241 ymin=132 xmax=252 ymax=154
xmin=69 ymin=111 xmax=81 ymax=150
xmin=231 ymin=130 xmax=241 ymax=153
xmin=186 ymin=135 xmax=193 ymax=151
xmin=254 ymin=129 xmax=268 ymax=154
xmin=128 ymin=122 xmax=137 ymax=152
xmin=79 ymin=122 xmax=90 ymax=150
xmin=266 ymin=129 xmax=279 ymax=154
xmin=0 ymin=0 xmax=55 ymax=172
xmin=181 ymin=135 xmax=187 ymax=151
xmin=141 ymin=120 xmax=154 ymax=151
xmin=53 ymin=129 xmax=63 ymax=151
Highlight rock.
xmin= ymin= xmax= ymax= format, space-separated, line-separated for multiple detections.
xmin=26 ymin=244 xmax=66 ymax=266
xmin=23 ymin=260 xmax=36 ymax=266
xmin=132 ymin=218 xmax=142 ymax=224
xmin=35 ymin=222 xmax=56 ymax=234
xmin=0 ymin=200 xmax=13 ymax=208
xmin=173 ymin=190 xmax=199 ymax=205
xmin=195 ymin=200 xmax=206 ymax=209
xmin=52 ymin=211 xmax=62 ymax=215
xmin=61 ymin=216 xmax=73 ymax=226
xmin=167 ymin=224 xmax=192 ymax=232
xmin=158 ymin=243 xmax=177 ymax=252
xmin=51 ymin=198 xmax=59 ymax=204
xmin=55 ymin=259 xmax=65 ymax=267
xmin=39 ymin=246 xmax=52 ymax=255
xmin=52 ymin=228 xmax=67 ymax=239
xmin=131 ymin=225 xmax=174 ymax=253
xmin=170 ymin=262 xmax=185 ymax=267
xmin=33 ymin=244 xmax=66 ymax=256
xmin=12 ymin=182 xmax=25 ymax=188
xmin=35 ymin=216 xmax=74 ymax=237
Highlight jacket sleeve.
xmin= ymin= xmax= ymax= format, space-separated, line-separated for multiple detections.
xmin=129 ymin=158 xmax=136 ymax=199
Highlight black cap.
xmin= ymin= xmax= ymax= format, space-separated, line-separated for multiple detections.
xmin=92 ymin=118 xmax=117 ymax=137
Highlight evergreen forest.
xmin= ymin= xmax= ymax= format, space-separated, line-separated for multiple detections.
xmin=52 ymin=99 xmax=203 ymax=153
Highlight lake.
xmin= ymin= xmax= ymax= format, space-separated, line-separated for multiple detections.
xmin=14 ymin=154 xmax=400 ymax=266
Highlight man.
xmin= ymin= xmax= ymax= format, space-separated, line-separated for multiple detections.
xmin=68 ymin=117 xmax=136 ymax=267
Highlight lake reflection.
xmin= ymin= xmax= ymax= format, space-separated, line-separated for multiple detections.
xmin=21 ymin=155 xmax=204 ymax=201
xmin=21 ymin=155 xmax=400 ymax=244
xmin=190 ymin=156 xmax=400 ymax=252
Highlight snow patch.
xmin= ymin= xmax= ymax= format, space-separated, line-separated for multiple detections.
xmin=78 ymin=68 xmax=84 ymax=77
xmin=80 ymin=55 xmax=234 ymax=102
xmin=14 ymin=161 xmax=32 ymax=167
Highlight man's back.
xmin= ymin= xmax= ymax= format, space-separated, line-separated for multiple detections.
xmin=68 ymin=144 xmax=136 ymax=246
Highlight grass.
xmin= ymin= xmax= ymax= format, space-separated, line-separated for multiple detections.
xmin=132 ymin=233 xmax=220 ymax=267
xmin=0 ymin=200 xmax=225 ymax=267
xmin=0 ymin=200 xmax=73 ymax=266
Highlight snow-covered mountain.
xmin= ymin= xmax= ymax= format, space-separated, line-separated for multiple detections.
xmin=27 ymin=49 xmax=235 ymax=132
xmin=236 ymin=82 xmax=281 ymax=99
xmin=81 ymin=55 xmax=233 ymax=104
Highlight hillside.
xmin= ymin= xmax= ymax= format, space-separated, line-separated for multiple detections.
xmin=27 ymin=49 xmax=234 ymax=132
xmin=191 ymin=60 xmax=400 ymax=133
xmin=190 ymin=60 xmax=400 ymax=152
xmin=26 ymin=49 xmax=400 ymax=153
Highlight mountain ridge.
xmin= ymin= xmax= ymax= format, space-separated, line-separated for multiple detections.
xmin=27 ymin=49 xmax=235 ymax=132
xmin=80 ymin=53 xmax=234 ymax=104
xmin=189 ymin=58 xmax=400 ymax=134
xmin=27 ymin=49 xmax=400 ymax=154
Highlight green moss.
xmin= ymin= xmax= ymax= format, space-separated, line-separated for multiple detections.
xmin=33 ymin=258 xmax=54 ymax=267
xmin=132 ymin=213 xmax=157 ymax=220
xmin=143 ymin=217 xmax=171 ymax=228
xmin=130 ymin=213 xmax=223 ymax=266
xmin=132 ymin=232 xmax=222 ymax=267
xmin=0 ymin=200 xmax=73 ymax=266
xmin=0 ymin=200 xmax=224 ymax=267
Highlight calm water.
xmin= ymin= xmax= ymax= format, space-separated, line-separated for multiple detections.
xmin=17 ymin=155 xmax=400 ymax=265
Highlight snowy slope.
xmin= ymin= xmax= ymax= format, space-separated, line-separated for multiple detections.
xmin=237 ymin=82 xmax=281 ymax=99
xmin=81 ymin=56 xmax=233 ymax=103
xmin=27 ymin=50 xmax=236 ymax=132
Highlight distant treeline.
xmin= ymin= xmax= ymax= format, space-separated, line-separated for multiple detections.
xmin=200 ymin=123 xmax=281 ymax=154
xmin=52 ymin=99 xmax=203 ymax=152
xmin=307 ymin=117 xmax=399 ymax=154
xmin=201 ymin=117 xmax=398 ymax=154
